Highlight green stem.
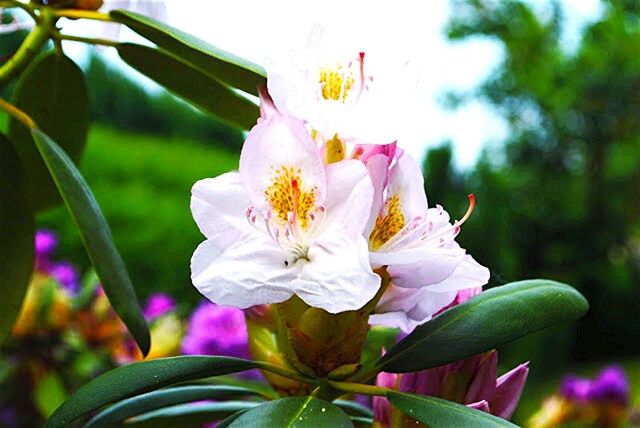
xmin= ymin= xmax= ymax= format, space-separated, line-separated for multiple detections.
xmin=51 ymin=31 xmax=118 ymax=47
xmin=51 ymin=9 xmax=113 ymax=22
xmin=0 ymin=10 xmax=52 ymax=87
xmin=0 ymin=97 xmax=36 ymax=129
xmin=328 ymin=380 xmax=389 ymax=397
xmin=255 ymin=361 xmax=317 ymax=385
xmin=1 ymin=0 xmax=39 ymax=21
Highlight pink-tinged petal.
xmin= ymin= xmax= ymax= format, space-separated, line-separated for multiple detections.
xmin=191 ymin=231 xmax=296 ymax=309
xmin=258 ymin=84 xmax=279 ymax=120
xmin=239 ymin=114 xmax=326 ymax=212
xmin=413 ymin=370 xmax=445 ymax=397
xmin=364 ymin=154 xmax=389 ymax=237
xmin=295 ymin=233 xmax=380 ymax=313
xmin=456 ymin=287 xmax=483 ymax=304
xmin=383 ymin=248 xmax=466 ymax=288
xmin=491 ymin=362 xmax=530 ymax=420
xmin=464 ymin=351 xmax=498 ymax=404
xmin=467 ymin=400 xmax=491 ymax=413
xmin=376 ymin=371 xmax=399 ymax=389
xmin=425 ymin=255 xmax=490 ymax=293
xmin=374 ymin=371 xmax=398 ymax=426
xmin=323 ymin=159 xmax=374 ymax=237
xmin=371 ymin=284 xmax=457 ymax=332
xmin=353 ymin=142 xmax=397 ymax=166
xmin=191 ymin=172 xmax=250 ymax=239
xmin=386 ymin=153 xmax=427 ymax=220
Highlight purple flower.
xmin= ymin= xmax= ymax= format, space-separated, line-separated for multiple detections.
xmin=561 ymin=365 xmax=629 ymax=406
xmin=143 ymin=293 xmax=176 ymax=320
xmin=34 ymin=229 xmax=58 ymax=272
xmin=50 ymin=262 xmax=80 ymax=294
xmin=181 ymin=301 xmax=249 ymax=358
xmin=560 ymin=375 xmax=592 ymax=402
xmin=589 ymin=366 xmax=629 ymax=406
xmin=374 ymin=351 xmax=529 ymax=425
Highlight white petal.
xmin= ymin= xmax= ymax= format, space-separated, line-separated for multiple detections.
xmin=363 ymin=154 xmax=389 ymax=237
xmin=425 ymin=255 xmax=490 ymax=292
xmin=323 ymin=159 xmax=374 ymax=236
xmin=191 ymin=172 xmax=249 ymax=239
xmin=294 ymin=233 xmax=380 ymax=313
xmin=239 ymin=114 xmax=326 ymax=212
xmin=386 ymin=153 xmax=427 ymax=219
xmin=371 ymin=246 xmax=465 ymax=268
xmin=383 ymin=248 xmax=466 ymax=288
xmin=370 ymin=285 xmax=457 ymax=332
xmin=191 ymin=231 xmax=296 ymax=308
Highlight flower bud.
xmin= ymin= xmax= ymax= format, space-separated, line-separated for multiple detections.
xmin=245 ymin=310 xmax=311 ymax=396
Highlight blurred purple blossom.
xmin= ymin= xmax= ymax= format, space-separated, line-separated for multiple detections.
xmin=143 ymin=293 xmax=176 ymax=320
xmin=50 ymin=262 xmax=80 ymax=294
xmin=181 ymin=301 xmax=249 ymax=358
xmin=561 ymin=365 xmax=629 ymax=406
xmin=34 ymin=229 xmax=58 ymax=272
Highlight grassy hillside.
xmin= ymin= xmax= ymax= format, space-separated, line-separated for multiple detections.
xmin=38 ymin=124 xmax=240 ymax=304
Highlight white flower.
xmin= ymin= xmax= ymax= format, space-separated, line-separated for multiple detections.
xmin=190 ymin=112 xmax=380 ymax=314
xmin=361 ymin=149 xmax=490 ymax=331
xmin=265 ymin=26 xmax=418 ymax=146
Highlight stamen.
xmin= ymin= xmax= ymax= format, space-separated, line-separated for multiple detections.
xmin=454 ymin=194 xmax=476 ymax=226
xmin=358 ymin=52 xmax=366 ymax=96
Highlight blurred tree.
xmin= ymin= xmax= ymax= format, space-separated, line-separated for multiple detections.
xmin=437 ymin=0 xmax=640 ymax=368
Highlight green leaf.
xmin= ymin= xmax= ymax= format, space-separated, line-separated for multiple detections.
xmin=333 ymin=400 xmax=374 ymax=418
xmin=45 ymin=356 xmax=258 ymax=428
xmin=8 ymin=51 xmax=89 ymax=211
xmin=122 ymin=401 xmax=259 ymax=428
xmin=110 ymin=10 xmax=265 ymax=95
xmin=34 ymin=371 xmax=68 ymax=418
xmin=228 ymin=396 xmax=354 ymax=428
xmin=387 ymin=391 xmax=517 ymax=427
xmin=85 ymin=385 xmax=262 ymax=428
xmin=378 ymin=280 xmax=588 ymax=373
xmin=216 ymin=410 xmax=249 ymax=428
xmin=30 ymin=128 xmax=150 ymax=358
xmin=0 ymin=134 xmax=34 ymax=342
xmin=117 ymin=44 xmax=259 ymax=130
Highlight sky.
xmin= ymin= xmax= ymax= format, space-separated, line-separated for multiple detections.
xmin=59 ymin=0 xmax=603 ymax=168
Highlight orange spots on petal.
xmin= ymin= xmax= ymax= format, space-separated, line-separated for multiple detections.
xmin=369 ymin=193 xmax=405 ymax=250
xmin=265 ymin=166 xmax=316 ymax=230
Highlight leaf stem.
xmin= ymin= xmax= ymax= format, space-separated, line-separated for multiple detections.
xmin=50 ymin=31 xmax=118 ymax=47
xmin=0 ymin=9 xmax=52 ymax=87
xmin=255 ymin=361 xmax=316 ymax=385
xmin=51 ymin=9 xmax=113 ymax=22
xmin=328 ymin=380 xmax=389 ymax=397
xmin=1 ymin=0 xmax=39 ymax=21
xmin=0 ymin=97 xmax=36 ymax=129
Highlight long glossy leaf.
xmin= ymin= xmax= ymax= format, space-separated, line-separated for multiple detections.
xmin=228 ymin=397 xmax=354 ymax=427
xmin=30 ymin=128 xmax=150 ymax=357
xmin=387 ymin=391 xmax=517 ymax=427
xmin=45 ymin=356 xmax=257 ymax=428
xmin=122 ymin=401 xmax=259 ymax=428
xmin=216 ymin=410 xmax=248 ymax=428
xmin=0 ymin=134 xmax=34 ymax=342
xmin=117 ymin=44 xmax=259 ymax=130
xmin=333 ymin=400 xmax=374 ymax=418
xmin=85 ymin=385 xmax=261 ymax=428
xmin=378 ymin=280 xmax=588 ymax=373
xmin=110 ymin=10 xmax=265 ymax=95
xmin=8 ymin=51 xmax=89 ymax=211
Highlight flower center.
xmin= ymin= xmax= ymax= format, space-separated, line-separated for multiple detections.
xmin=369 ymin=193 xmax=405 ymax=251
xmin=265 ymin=166 xmax=316 ymax=230
xmin=319 ymin=65 xmax=355 ymax=101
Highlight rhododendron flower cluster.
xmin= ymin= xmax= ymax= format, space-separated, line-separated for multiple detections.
xmin=190 ymin=29 xmax=489 ymax=330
